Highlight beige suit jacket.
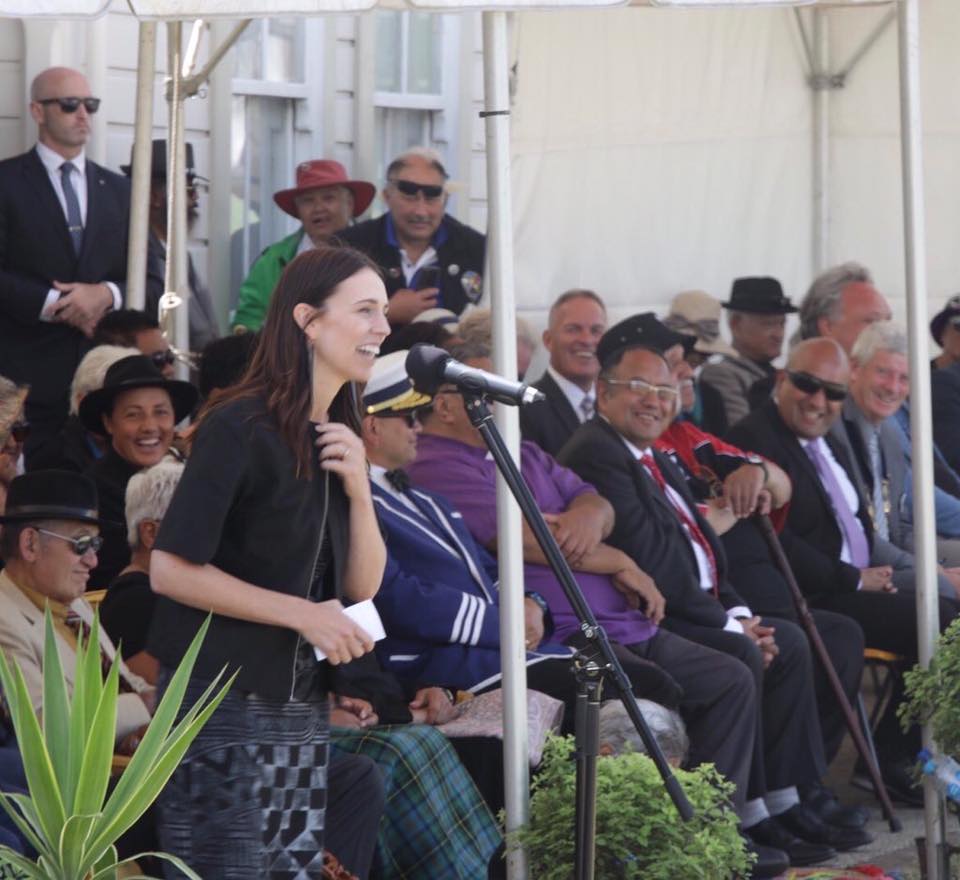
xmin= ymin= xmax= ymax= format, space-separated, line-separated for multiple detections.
xmin=0 ymin=570 xmax=151 ymax=742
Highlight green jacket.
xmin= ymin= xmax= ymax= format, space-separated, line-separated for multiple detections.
xmin=233 ymin=229 xmax=304 ymax=331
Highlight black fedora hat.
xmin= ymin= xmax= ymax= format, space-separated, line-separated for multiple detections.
xmin=78 ymin=354 xmax=199 ymax=437
xmin=120 ymin=139 xmax=208 ymax=186
xmin=596 ymin=312 xmax=696 ymax=370
xmin=721 ymin=277 xmax=797 ymax=314
xmin=0 ymin=470 xmax=106 ymax=525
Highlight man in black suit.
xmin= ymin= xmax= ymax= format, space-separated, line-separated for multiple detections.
xmin=727 ymin=336 xmax=960 ymax=804
xmin=0 ymin=67 xmax=129 ymax=464
xmin=519 ymin=289 xmax=607 ymax=457
xmin=339 ymin=148 xmax=484 ymax=326
xmin=557 ymin=317 xmax=870 ymax=864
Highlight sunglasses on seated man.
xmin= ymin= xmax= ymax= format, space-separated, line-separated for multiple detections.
xmin=37 ymin=96 xmax=101 ymax=114
xmin=391 ymin=179 xmax=445 ymax=201
xmin=376 ymin=410 xmax=421 ymax=429
xmin=34 ymin=528 xmax=103 ymax=556
xmin=150 ymin=350 xmax=177 ymax=369
xmin=786 ymin=370 xmax=847 ymax=402
xmin=7 ymin=421 xmax=30 ymax=444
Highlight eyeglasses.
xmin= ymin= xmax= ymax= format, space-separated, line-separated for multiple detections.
xmin=391 ymin=179 xmax=445 ymax=201
xmin=37 ymin=97 xmax=101 ymax=114
xmin=8 ymin=421 xmax=30 ymax=444
xmin=151 ymin=349 xmax=176 ymax=368
xmin=602 ymin=377 xmax=679 ymax=401
xmin=786 ymin=370 xmax=847 ymax=402
xmin=35 ymin=528 xmax=103 ymax=556
xmin=377 ymin=411 xmax=420 ymax=428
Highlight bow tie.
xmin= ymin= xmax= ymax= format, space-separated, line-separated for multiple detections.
xmin=385 ymin=469 xmax=411 ymax=492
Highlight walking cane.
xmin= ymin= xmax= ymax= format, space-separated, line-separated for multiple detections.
xmin=754 ymin=513 xmax=901 ymax=832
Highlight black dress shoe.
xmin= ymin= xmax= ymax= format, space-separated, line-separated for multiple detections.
xmin=801 ymin=783 xmax=870 ymax=829
xmin=775 ymin=803 xmax=873 ymax=852
xmin=740 ymin=834 xmax=789 ymax=879
xmin=745 ymin=817 xmax=835 ymax=867
xmin=852 ymin=757 xmax=925 ymax=808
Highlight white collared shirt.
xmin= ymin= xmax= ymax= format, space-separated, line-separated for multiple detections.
xmin=399 ymin=246 xmax=438 ymax=287
xmin=547 ymin=364 xmax=595 ymax=422
xmin=35 ymin=142 xmax=121 ymax=319
xmin=615 ymin=427 xmax=751 ymax=632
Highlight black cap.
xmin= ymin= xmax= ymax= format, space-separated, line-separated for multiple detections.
xmin=596 ymin=312 xmax=695 ymax=370
xmin=721 ymin=277 xmax=797 ymax=314
xmin=0 ymin=471 xmax=105 ymax=525
xmin=78 ymin=355 xmax=198 ymax=437
xmin=120 ymin=139 xmax=208 ymax=184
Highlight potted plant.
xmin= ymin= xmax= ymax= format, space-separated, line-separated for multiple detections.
xmin=899 ymin=617 xmax=960 ymax=758
xmin=505 ymin=734 xmax=753 ymax=879
xmin=0 ymin=610 xmax=236 ymax=879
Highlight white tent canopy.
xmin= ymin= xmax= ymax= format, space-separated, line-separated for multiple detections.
xmin=4 ymin=1 xmax=944 ymax=876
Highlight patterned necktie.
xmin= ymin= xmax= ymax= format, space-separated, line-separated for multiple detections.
xmin=385 ymin=468 xmax=411 ymax=492
xmin=805 ymin=439 xmax=871 ymax=567
xmin=866 ymin=429 xmax=889 ymax=541
xmin=60 ymin=161 xmax=83 ymax=255
xmin=579 ymin=394 xmax=595 ymax=422
xmin=640 ymin=451 xmax=718 ymax=594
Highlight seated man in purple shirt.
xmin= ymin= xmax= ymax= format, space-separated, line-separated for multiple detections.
xmin=408 ymin=340 xmax=794 ymax=876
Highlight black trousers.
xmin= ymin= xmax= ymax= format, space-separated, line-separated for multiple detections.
xmin=325 ymin=752 xmax=385 ymax=880
xmin=812 ymin=590 xmax=960 ymax=760
xmin=529 ymin=630 xmax=756 ymax=812
xmin=665 ymin=616 xmax=827 ymax=800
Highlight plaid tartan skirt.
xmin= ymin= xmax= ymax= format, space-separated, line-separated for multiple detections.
xmin=157 ymin=681 xmax=330 ymax=880
xmin=331 ymin=724 xmax=501 ymax=880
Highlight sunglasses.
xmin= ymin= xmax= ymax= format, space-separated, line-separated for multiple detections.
xmin=151 ymin=349 xmax=176 ymax=368
xmin=9 ymin=421 xmax=30 ymax=444
xmin=37 ymin=96 xmax=101 ymax=114
xmin=377 ymin=410 xmax=420 ymax=428
xmin=786 ymin=370 xmax=847 ymax=402
xmin=35 ymin=528 xmax=103 ymax=556
xmin=391 ymin=179 xmax=445 ymax=201
xmin=603 ymin=377 xmax=679 ymax=402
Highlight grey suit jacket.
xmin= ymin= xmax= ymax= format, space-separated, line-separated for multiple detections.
xmin=699 ymin=353 xmax=770 ymax=428
xmin=0 ymin=570 xmax=151 ymax=741
xmin=828 ymin=401 xmax=954 ymax=597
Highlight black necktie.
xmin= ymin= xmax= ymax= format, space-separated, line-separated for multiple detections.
xmin=60 ymin=161 xmax=83 ymax=255
xmin=385 ymin=469 xmax=410 ymax=492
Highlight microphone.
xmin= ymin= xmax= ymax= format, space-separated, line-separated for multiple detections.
xmin=405 ymin=344 xmax=545 ymax=407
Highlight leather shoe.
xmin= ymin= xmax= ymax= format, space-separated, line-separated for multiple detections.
xmin=801 ymin=783 xmax=870 ymax=829
xmin=740 ymin=834 xmax=789 ymax=879
xmin=775 ymin=803 xmax=873 ymax=852
xmin=745 ymin=817 xmax=835 ymax=867
xmin=852 ymin=757 xmax=924 ymax=808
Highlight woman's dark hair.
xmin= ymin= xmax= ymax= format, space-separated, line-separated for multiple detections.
xmin=199 ymin=245 xmax=380 ymax=475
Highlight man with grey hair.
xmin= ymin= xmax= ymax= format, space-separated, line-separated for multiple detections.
xmin=598 ymin=699 xmax=689 ymax=766
xmin=797 ymin=262 xmax=891 ymax=354
xmin=341 ymin=147 xmax=485 ymax=325
xmin=836 ymin=322 xmax=960 ymax=580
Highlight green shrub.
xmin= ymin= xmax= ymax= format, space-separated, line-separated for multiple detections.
xmin=0 ymin=610 xmax=236 ymax=880
xmin=900 ymin=617 xmax=960 ymax=757
xmin=505 ymin=734 xmax=752 ymax=880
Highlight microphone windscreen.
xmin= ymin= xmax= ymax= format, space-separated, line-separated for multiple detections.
xmin=405 ymin=344 xmax=451 ymax=394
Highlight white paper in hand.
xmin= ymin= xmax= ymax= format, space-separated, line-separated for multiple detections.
xmin=313 ymin=599 xmax=386 ymax=661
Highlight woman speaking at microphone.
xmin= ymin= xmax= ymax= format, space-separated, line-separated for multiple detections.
xmin=149 ymin=245 xmax=390 ymax=878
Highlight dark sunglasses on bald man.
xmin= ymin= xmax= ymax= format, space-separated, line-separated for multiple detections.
xmin=787 ymin=370 xmax=847 ymax=402
xmin=150 ymin=349 xmax=176 ymax=369
xmin=37 ymin=96 xmax=101 ymax=114
xmin=392 ymin=179 xmax=444 ymax=201
xmin=377 ymin=410 xmax=421 ymax=428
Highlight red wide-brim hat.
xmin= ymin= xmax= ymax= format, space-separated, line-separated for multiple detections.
xmin=273 ymin=159 xmax=376 ymax=219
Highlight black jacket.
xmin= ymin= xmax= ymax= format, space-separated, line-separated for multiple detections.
xmin=727 ymin=400 xmax=870 ymax=598
xmin=557 ymin=417 xmax=746 ymax=630
xmin=519 ymin=372 xmax=582 ymax=458
xmin=0 ymin=148 xmax=129 ymax=444
xmin=339 ymin=213 xmax=485 ymax=318
xmin=149 ymin=397 xmax=351 ymax=699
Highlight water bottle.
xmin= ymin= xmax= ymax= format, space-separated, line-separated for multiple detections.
xmin=917 ymin=749 xmax=960 ymax=802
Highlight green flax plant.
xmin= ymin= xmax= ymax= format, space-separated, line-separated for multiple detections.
xmin=0 ymin=610 xmax=236 ymax=879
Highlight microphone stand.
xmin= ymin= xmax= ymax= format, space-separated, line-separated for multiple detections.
xmin=461 ymin=393 xmax=694 ymax=880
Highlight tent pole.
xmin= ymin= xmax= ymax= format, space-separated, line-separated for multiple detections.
xmin=125 ymin=21 xmax=156 ymax=312
xmin=896 ymin=1 xmax=944 ymax=876
xmin=165 ymin=21 xmax=190 ymax=379
xmin=482 ymin=11 xmax=529 ymax=880
xmin=811 ymin=8 xmax=828 ymax=274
